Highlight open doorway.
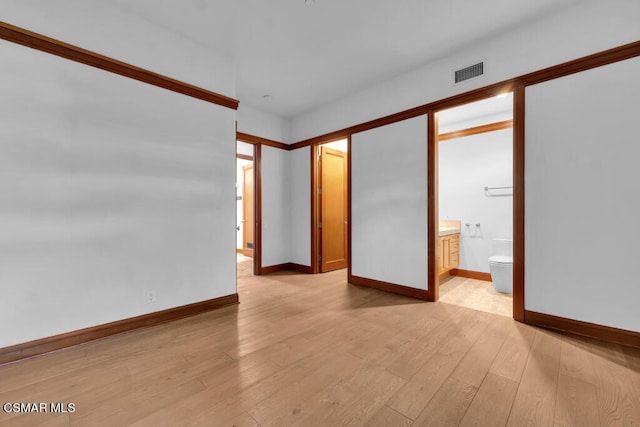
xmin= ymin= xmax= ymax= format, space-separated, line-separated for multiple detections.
xmin=312 ymin=138 xmax=348 ymax=273
xmin=435 ymin=93 xmax=514 ymax=317
xmin=237 ymin=140 xmax=254 ymax=277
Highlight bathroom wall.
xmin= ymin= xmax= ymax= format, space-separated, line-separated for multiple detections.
xmin=439 ymin=128 xmax=513 ymax=273
xmin=0 ymin=39 xmax=236 ymax=348
xmin=525 ymin=56 xmax=640 ymax=333
xmin=351 ymin=115 xmax=428 ymax=290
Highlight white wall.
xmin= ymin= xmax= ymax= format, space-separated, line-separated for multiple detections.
xmin=260 ymin=146 xmax=291 ymax=267
xmin=237 ymin=141 xmax=254 ymax=157
xmin=525 ymin=57 xmax=640 ymax=332
xmin=291 ymin=0 xmax=640 ymax=142
xmin=439 ymin=129 xmax=512 ymax=273
xmin=0 ymin=40 xmax=236 ymax=348
xmin=289 ymin=147 xmax=311 ymax=267
xmin=237 ymin=104 xmax=291 ymax=144
xmin=351 ymin=115 xmax=428 ymax=290
xmin=1 ymin=0 xmax=236 ymax=98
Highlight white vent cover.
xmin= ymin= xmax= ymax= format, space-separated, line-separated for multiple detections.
xmin=454 ymin=61 xmax=484 ymax=84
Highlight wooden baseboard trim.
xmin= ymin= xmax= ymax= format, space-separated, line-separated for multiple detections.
xmin=288 ymin=263 xmax=313 ymax=274
xmin=0 ymin=293 xmax=239 ymax=365
xmin=524 ymin=310 xmax=640 ymax=349
xmin=350 ymin=275 xmax=429 ymax=300
xmin=260 ymin=263 xmax=290 ymax=275
xmin=260 ymin=263 xmax=313 ymax=275
xmin=450 ymin=269 xmax=493 ymax=282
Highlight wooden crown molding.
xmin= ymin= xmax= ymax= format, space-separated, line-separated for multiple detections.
xmin=519 ymin=40 xmax=640 ymax=87
xmin=236 ymin=132 xmax=290 ymax=150
xmin=0 ymin=21 xmax=239 ymax=110
xmin=289 ymin=41 xmax=640 ymax=148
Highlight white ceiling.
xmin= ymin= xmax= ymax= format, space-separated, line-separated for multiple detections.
xmin=22 ymin=0 xmax=584 ymax=118
xmin=94 ymin=1 xmax=582 ymax=118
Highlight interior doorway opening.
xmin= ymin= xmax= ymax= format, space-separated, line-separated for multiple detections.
xmin=434 ymin=93 xmax=514 ymax=317
xmin=237 ymin=140 xmax=255 ymax=277
xmin=312 ymin=138 xmax=348 ymax=273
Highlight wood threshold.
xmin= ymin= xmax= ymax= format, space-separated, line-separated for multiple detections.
xmin=0 ymin=21 xmax=238 ymax=110
xmin=450 ymin=269 xmax=492 ymax=282
xmin=524 ymin=310 xmax=640 ymax=349
xmin=0 ymin=293 xmax=239 ymax=365
xmin=350 ymin=275 xmax=429 ymax=301
xmin=438 ymin=120 xmax=513 ymax=141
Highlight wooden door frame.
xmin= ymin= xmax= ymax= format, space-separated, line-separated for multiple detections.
xmin=236 ymin=153 xmax=252 ymax=255
xmin=236 ymin=132 xmax=291 ymax=276
xmin=426 ymin=91 xmax=521 ymax=320
xmin=236 ymin=137 xmax=262 ymax=275
xmin=311 ymin=137 xmax=350 ymax=274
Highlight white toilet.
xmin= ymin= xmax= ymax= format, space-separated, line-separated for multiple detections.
xmin=489 ymin=238 xmax=513 ymax=294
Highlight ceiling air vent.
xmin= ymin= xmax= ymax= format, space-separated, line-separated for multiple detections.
xmin=454 ymin=61 xmax=484 ymax=84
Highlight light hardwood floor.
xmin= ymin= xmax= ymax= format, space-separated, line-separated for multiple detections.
xmin=1 ymin=266 xmax=639 ymax=426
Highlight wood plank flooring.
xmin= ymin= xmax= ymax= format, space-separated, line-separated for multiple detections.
xmin=1 ymin=265 xmax=639 ymax=426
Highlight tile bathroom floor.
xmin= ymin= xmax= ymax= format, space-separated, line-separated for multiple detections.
xmin=439 ymin=276 xmax=512 ymax=317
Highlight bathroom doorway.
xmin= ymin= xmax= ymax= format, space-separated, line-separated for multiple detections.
xmin=236 ymin=140 xmax=255 ymax=278
xmin=312 ymin=138 xmax=349 ymax=273
xmin=435 ymin=93 xmax=514 ymax=317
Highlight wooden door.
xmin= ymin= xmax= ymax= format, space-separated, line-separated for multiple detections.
xmin=242 ymin=164 xmax=254 ymax=258
xmin=320 ymin=146 xmax=347 ymax=272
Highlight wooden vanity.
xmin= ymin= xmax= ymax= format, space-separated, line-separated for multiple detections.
xmin=438 ymin=220 xmax=460 ymax=275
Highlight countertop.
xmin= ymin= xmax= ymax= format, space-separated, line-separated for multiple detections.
xmin=439 ymin=219 xmax=461 ymax=237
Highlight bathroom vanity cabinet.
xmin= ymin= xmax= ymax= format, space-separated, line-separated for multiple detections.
xmin=439 ymin=233 xmax=460 ymax=274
